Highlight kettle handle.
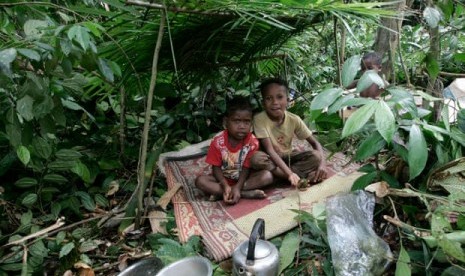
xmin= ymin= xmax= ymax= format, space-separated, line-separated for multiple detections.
xmin=246 ymin=218 xmax=265 ymax=264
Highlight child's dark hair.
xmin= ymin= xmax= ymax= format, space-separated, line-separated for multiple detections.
xmin=361 ymin=52 xmax=382 ymax=69
xmin=259 ymin=77 xmax=289 ymax=97
xmin=225 ymin=96 xmax=253 ymax=117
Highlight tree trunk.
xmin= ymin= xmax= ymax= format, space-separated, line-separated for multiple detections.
xmin=372 ymin=0 xmax=410 ymax=83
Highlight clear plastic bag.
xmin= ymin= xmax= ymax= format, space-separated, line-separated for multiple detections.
xmin=326 ymin=190 xmax=393 ymax=276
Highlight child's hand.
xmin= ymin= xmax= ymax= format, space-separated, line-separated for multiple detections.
xmin=223 ymin=185 xmax=232 ymax=203
xmin=288 ymin=172 xmax=300 ymax=186
xmin=225 ymin=186 xmax=241 ymax=205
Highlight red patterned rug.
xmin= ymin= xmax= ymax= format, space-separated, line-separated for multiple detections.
xmin=160 ymin=141 xmax=361 ymax=261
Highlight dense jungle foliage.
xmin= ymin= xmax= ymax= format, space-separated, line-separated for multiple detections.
xmin=1 ymin=0 xmax=465 ymax=275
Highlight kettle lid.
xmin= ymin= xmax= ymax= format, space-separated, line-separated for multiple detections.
xmin=239 ymin=239 xmax=273 ymax=259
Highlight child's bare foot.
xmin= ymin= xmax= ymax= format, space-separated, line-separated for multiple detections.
xmin=241 ymin=189 xmax=266 ymax=199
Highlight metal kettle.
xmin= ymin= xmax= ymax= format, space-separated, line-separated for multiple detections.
xmin=232 ymin=218 xmax=279 ymax=276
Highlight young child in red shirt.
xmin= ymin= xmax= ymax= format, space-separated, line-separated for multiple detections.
xmin=195 ymin=96 xmax=273 ymax=205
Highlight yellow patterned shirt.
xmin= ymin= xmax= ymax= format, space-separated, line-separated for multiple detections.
xmin=253 ymin=111 xmax=312 ymax=156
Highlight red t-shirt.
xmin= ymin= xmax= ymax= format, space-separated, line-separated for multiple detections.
xmin=205 ymin=130 xmax=259 ymax=184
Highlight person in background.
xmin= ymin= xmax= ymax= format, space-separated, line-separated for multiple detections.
xmin=346 ymin=52 xmax=386 ymax=99
xmin=251 ymin=78 xmax=328 ymax=187
xmin=195 ymin=96 xmax=273 ymax=205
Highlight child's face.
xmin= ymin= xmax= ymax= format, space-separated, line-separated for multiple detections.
xmin=225 ymin=110 xmax=253 ymax=142
xmin=362 ymin=59 xmax=381 ymax=72
xmin=262 ymin=83 xmax=288 ymax=121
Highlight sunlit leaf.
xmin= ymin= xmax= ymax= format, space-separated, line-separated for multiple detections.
xmin=17 ymin=146 xmax=31 ymax=166
xmin=341 ymin=55 xmax=360 ymax=88
xmin=408 ymin=124 xmax=428 ymax=180
xmin=97 ymin=58 xmax=114 ymax=82
xmin=423 ymin=6 xmax=442 ymax=29
xmin=68 ymin=25 xmax=91 ymax=51
xmin=59 ymin=242 xmax=75 ymax=258
xmin=16 ymin=95 xmax=34 ymax=121
xmin=375 ymin=101 xmax=395 ymax=142
xmin=438 ymin=237 xmax=465 ymax=262
xmin=310 ymin=88 xmax=343 ymax=110
xmin=342 ymin=100 xmax=376 ymax=138
xmin=355 ymin=70 xmax=385 ymax=94
xmin=17 ymin=48 xmax=40 ymax=61
xmin=278 ymin=231 xmax=300 ymax=275
xmin=23 ymin=20 xmax=49 ymax=39
xmin=395 ymin=246 xmax=411 ymax=276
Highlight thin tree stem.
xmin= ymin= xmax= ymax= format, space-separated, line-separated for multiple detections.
xmin=135 ymin=9 xmax=166 ymax=229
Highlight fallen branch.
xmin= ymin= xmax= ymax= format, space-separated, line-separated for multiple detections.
xmin=3 ymin=217 xmax=65 ymax=247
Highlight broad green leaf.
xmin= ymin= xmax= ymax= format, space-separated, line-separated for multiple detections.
xmin=341 ymin=55 xmax=360 ymax=87
xmin=79 ymin=240 xmax=99 ymax=253
xmin=59 ymin=242 xmax=75 ymax=258
xmin=51 ymin=202 xmax=62 ymax=219
xmin=75 ymin=191 xmax=95 ymax=211
xmin=0 ymin=48 xmax=17 ymax=76
xmin=20 ymin=210 xmax=33 ymax=226
xmin=342 ymin=100 xmax=376 ymax=138
xmin=441 ymin=266 xmax=465 ymax=276
xmin=423 ymin=6 xmax=441 ymax=28
xmin=387 ymin=87 xmax=417 ymax=117
xmin=355 ymin=70 xmax=385 ymax=94
xmin=95 ymin=194 xmax=109 ymax=207
xmin=17 ymin=48 xmax=40 ymax=61
xmin=107 ymin=60 xmax=122 ymax=77
xmin=67 ymin=25 xmax=91 ymax=51
xmin=22 ymin=193 xmax=38 ymax=207
xmin=97 ymin=58 xmax=114 ymax=83
xmin=47 ymin=160 xmax=77 ymax=171
xmin=72 ymin=161 xmax=91 ymax=183
xmin=55 ymin=149 xmax=82 ymax=160
xmin=32 ymin=137 xmax=52 ymax=159
xmin=23 ymin=20 xmax=49 ymax=39
xmin=15 ymin=177 xmax=38 ymax=188
xmin=17 ymin=145 xmax=30 ymax=166
xmin=1 ymin=263 xmax=23 ymax=271
xmin=43 ymin=174 xmax=68 ymax=184
xmin=408 ymin=124 xmax=428 ymax=180
xmin=278 ymin=231 xmax=300 ymax=275
xmin=355 ymin=131 xmax=386 ymax=161
xmin=6 ymin=124 xmax=22 ymax=147
xmin=60 ymin=39 xmax=72 ymax=56
xmin=395 ymin=246 xmax=411 ymax=276
xmin=351 ymin=172 xmax=377 ymax=191
xmin=431 ymin=211 xmax=452 ymax=235
xmin=82 ymin=21 xmax=104 ymax=38
xmin=327 ymin=94 xmax=354 ymax=114
xmin=375 ymin=101 xmax=395 ymax=142
xmin=310 ymin=88 xmax=343 ymax=110
xmin=438 ymin=237 xmax=465 ymax=262
xmin=33 ymin=95 xmax=54 ymax=119
xmin=29 ymin=240 xmax=48 ymax=258
xmin=16 ymin=95 xmax=34 ymax=121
